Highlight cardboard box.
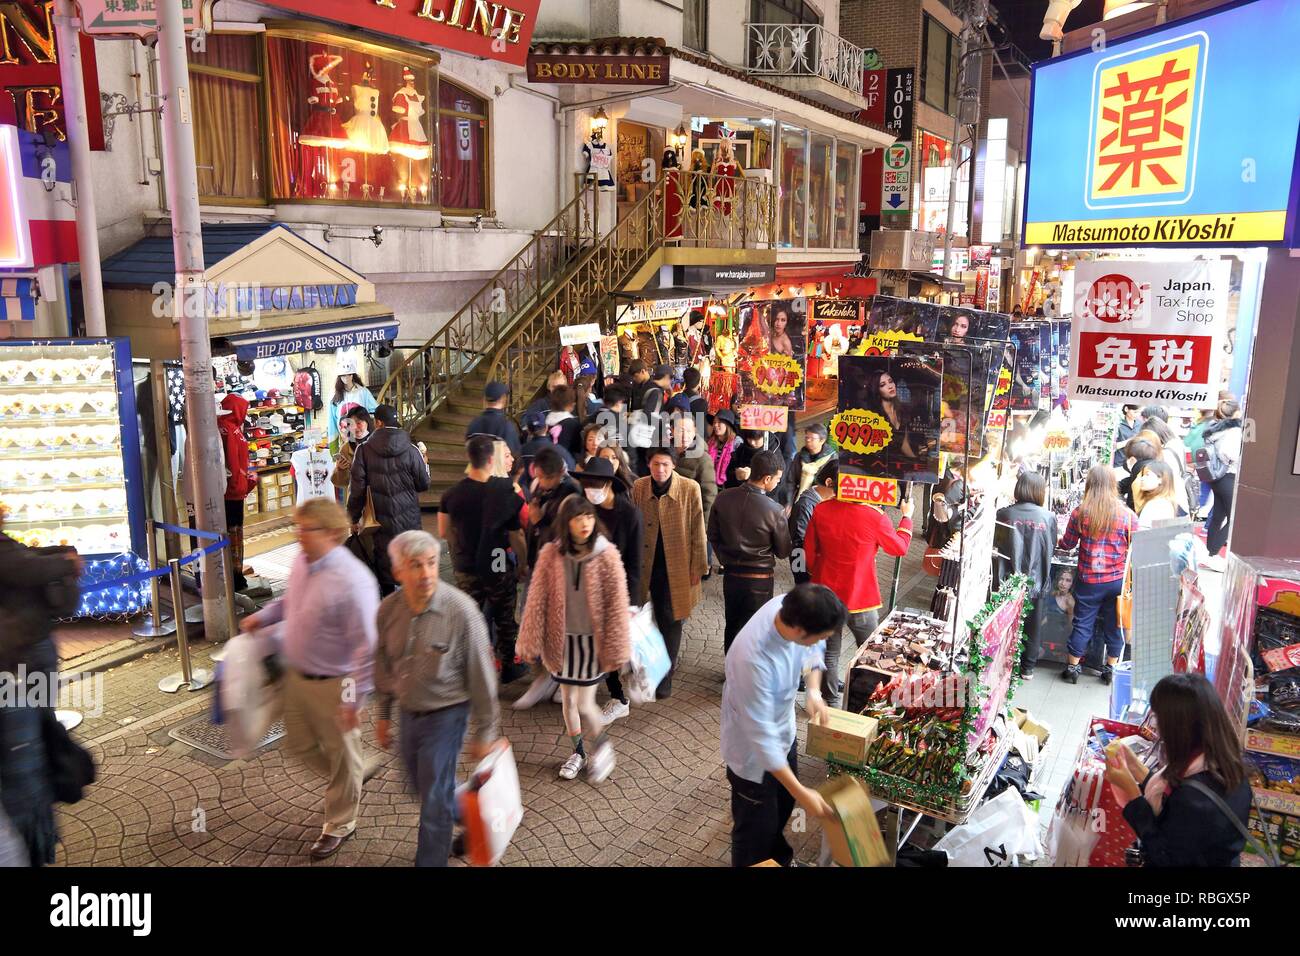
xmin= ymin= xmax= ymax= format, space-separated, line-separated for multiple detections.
xmin=277 ymin=472 xmax=293 ymax=488
xmin=806 ymin=710 xmax=878 ymax=768
xmin=1012 ymin=708 xmax=1051 ymax=748
xmin=818 ymin=775 xmax=890 ymax=867
xmin=244 ymin=498 xmax=258 ymax=516
xmin=749 ymin=859 xmax=782 ymax=867
xmin=280 ymin=494 xmax=294 ymax=510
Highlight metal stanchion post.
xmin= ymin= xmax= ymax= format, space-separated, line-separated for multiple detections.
xmin=210 ymin=542 xmax=239 ymax=664
xmin=159 ymin=556 xmax=213 ymax=693
xmin=133 ymin=519 xmax=176 ymax=638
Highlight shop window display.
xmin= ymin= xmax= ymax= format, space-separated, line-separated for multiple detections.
xmin=264 ymin=32 xmax=435 ymax=206
xmin=437 ymin=79 xmax=490 ymax=212
xmin=779 ymin=124 xmax=807 ymax=248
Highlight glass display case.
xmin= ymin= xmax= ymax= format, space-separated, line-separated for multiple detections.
xmin=0 ymin=338 xmax=147 ymax=616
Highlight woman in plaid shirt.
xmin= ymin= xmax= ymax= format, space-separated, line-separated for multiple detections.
xmin=1058 ymin=464 xmax=1138 ymax=685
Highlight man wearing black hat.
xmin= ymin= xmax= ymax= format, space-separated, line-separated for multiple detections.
xmin=465 ymin=381 xmax=520 ymax=456
xmin=574 ymin=457 xmax=643 ymax=722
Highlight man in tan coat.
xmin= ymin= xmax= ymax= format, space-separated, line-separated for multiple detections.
xmin=630 ymin=447 xmax=708 ymax=698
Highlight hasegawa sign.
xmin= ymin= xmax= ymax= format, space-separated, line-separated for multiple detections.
xmin=1069 ymin=260 xmax=1229 ymax=406
xmin=1024 ymin=0 xmax=1300 ymax=247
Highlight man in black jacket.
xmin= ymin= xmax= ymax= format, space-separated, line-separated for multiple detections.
xmin=348 ymin=404 xmax=430 ymax=596
xmin=525 ymin=445 xmax=583 ymax=570
xmin=788 ymin=459 xmax=836 ymax=585
xmin=464 ymin=381 xmax=521 ymax=456
xmin=709 ymin=450 xmax=792 ymax=653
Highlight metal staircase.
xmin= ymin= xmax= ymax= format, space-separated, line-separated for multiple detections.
xmin=377 ymin=171 xmax=777 ymax=503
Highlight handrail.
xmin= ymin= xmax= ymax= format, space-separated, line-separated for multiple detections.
xmin=375 ymin=180 xmax=599 ymax=429
xmin=485 ymin=170 xmax=778 ymax=414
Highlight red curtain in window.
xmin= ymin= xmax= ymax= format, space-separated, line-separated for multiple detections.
xmin=438 ymin=81 xmax=486 ymax=212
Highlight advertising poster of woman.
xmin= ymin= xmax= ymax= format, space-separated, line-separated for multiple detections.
xmin=832 ymin=353 xmax=944 ymax=483
xmin=736 ymin=298 xmax=807 ymax=408
xmin=1009 ymin=323 xmax=1043 ymax=411
xmin=899 ymin=341 xmax=996 ymax=458
xmin=860 ymin=297 xmax=939 ymax=355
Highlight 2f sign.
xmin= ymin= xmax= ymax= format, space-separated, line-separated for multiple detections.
xmin=837 ymin=474 xmax=899 ymax=506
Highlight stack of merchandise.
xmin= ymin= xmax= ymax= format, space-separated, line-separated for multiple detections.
xmin=843 ymin=609 xmax=963 ymax=712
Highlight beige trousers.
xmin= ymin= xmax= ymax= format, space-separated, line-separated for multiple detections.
xmin=281 ymin=671 xmax=363 ymax=837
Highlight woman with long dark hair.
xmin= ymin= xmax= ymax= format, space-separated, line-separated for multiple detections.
xmin=862 ymin=368 xmax=919 ymax=459
xmin=768 ymin=305 xmax=794 ymax=356
xmin=1106 ymin=673 xmax=1252 ymax=867
xmin=1058 ymin=464 xmax=1138 ymax=685
xmin=517 ymin=495 xmax=630 ymax=782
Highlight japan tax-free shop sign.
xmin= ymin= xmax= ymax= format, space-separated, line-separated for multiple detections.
xmin=1069 ymin=259 xmax=1229 ymax=406
xmin=1023 ymin=0 xmax=1300 ymax=247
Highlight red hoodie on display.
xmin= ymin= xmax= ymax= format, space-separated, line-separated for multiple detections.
xmin=219 ymin=393 xmax=256 ymax=501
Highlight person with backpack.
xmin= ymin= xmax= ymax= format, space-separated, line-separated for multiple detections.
xmin=347 ymin=404 xmax=430 ymax=596
xmin=1198 ymin=398 xmax=1243 ymax=555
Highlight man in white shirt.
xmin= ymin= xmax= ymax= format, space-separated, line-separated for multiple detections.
xmin=720 ymin=583 xmax=845 ymax=867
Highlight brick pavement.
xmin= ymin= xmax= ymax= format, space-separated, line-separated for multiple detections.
xmin=49 ymin=529 xmax=957 ymax=868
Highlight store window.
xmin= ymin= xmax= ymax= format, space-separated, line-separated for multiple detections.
xmin=615 ymin=119 xmax=655 ymax=207
xmin=264 ymin=31 xmax=435 ymax=206
xmin=922 ymin=15 xmax=960 ymax=115
xmin=190 ymin=35 xmax=264 ymax=203
xmin=189 ymin=28 xmax=477 ymax=210
xmin=833 ymin=141 xmax=857 ymax=249
xmin=915 ymin=131 xmax=969 ymax=238
xmin=750 ymin=0 xmax=822 ymax=25
xmin=808 ymin=132 xmax=833 ymax=247
xmin=684 ymin=0 xmax=709 ymax=52
xmin=779 ymin=124 xmax=807 ymax=248
xmin=436 ymin=80 xmax=490 ymax=213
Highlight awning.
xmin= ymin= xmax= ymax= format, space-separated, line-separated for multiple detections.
xmin=220 ymin=314 xmax=398 ymax=361
xmin=911 ymin=271 xmax=964 ymax=292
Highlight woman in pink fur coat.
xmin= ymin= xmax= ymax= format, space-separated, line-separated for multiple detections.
xmin=518 ymin=496 xmax=631 ymax=783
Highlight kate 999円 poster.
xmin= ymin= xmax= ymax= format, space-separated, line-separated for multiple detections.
xmin=832 ymin=353 xmax=944 ymax=484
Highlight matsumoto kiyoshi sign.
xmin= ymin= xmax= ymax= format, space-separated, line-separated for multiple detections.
xmin=1068 ymin=259 xmax=1229 ymax=406
xmin=1023 ymin=0 xmax=1300 ymax=247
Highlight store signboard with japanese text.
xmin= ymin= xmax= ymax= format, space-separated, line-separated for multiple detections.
xmin=75 ymin=0 xmax=207 ymax=36
xmin=258 ymin=0 xmax=540 ymax=66
xmin=1024 ymin=0 xmax=1300 ymax=247
xmin=1069 ymin=260 xmax=1229 ymax=406
xmin=833 ymin=354 xmax=943 ymax=486
xmin=738 ymin=404 xmax=788 ymax=433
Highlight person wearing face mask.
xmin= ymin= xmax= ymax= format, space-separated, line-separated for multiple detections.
xmin=518 ymin=496 xmax=631 ymax=782
xmin=709 ymin=451 xmax=792 ymax=656
xmin=573 ymin=457 xmax=642 ymax=722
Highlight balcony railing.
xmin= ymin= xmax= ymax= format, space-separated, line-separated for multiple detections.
xmin=746 ymin=22 xmax=865 ymax=97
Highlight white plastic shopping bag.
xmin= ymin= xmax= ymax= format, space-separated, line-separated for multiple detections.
xmin=218 ymin=624 xmax=284 ymax=759
xmin=457 ymin=741 xmax=523 ymax=866
xmin=623 ymin=604 xmax=670 ymax=704
xmin=933 ymin=788 xmax=1042 ymax=867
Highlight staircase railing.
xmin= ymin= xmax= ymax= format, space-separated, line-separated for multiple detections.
xmin=488 ymin=171 xmax=777 ymax=415
xmin=376 ymin=181 xmax=599 ymax=429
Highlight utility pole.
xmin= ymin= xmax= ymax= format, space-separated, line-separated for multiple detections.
xmin=52 ymin=0 xmax=105 ymax=336
xmin=155 ymin=0 xmax=231 ymax=641
xmin=940 ymin=0 xmax=989 ymax=282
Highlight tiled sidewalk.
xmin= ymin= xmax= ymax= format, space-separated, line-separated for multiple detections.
xmin=51 ymin=532 xmax=1103 ymax=867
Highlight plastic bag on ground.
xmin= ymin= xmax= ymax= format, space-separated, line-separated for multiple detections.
xmin=934 ymin=787 xmax=1042 ymax=867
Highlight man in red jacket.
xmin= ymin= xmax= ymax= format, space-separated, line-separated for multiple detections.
xmin=803 ymin=492 xmax=914 ymax=706
xmin=218 ymin=393 xmax=257 ymax=590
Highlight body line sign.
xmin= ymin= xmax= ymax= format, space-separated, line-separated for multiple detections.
xmin=1022 ymin=0 xmax=1300 ymax=248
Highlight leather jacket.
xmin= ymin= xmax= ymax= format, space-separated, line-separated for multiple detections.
xmin=707 ymin=483 xmax=792 ymax=574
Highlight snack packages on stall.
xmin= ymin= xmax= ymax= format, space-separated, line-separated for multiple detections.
xmin=457 ymin=741 xmax=523 ymax=867
xmin=217 ymin=624 xmax=284 ymax=759
xmin=622 ymin=604 xmax=671 ymax=705
xmin=934 ymin=787 xmax=1041 ymax=866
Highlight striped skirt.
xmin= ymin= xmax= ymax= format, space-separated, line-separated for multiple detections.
xmin=552 ymin=633 xmax=605 ymax=686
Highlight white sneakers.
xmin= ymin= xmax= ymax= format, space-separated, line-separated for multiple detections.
xmin=601 ymin=698 xmax=630 ymax=722
xmin=558 ymin=752 xmax=586 ymax=780
xmin=587 ymin=741 xmax=616 ymax=784
xmin=513 ymin=673 xmax=557 ymax=710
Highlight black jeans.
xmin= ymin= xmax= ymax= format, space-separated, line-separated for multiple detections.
xmin=723 ymin=573 xmax=774 ymax=654
xmin=650 ymin=571 xmax=684 ymax=696
xmin=1207 ymin=474 xmax=1235 ymax=554
xmin=371 ymin=531 xmax=397 ymax=597
xmin=453 ymin=569 xmax=519 ymax=663
xmin=728 ymin=743 xmax=798 ymax=867
xmin=1022 ymin=600 xmax=1044 ymax=667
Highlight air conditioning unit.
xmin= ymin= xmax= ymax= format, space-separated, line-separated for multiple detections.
xmin=869 ymin=229 xmax=939 ymax=273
